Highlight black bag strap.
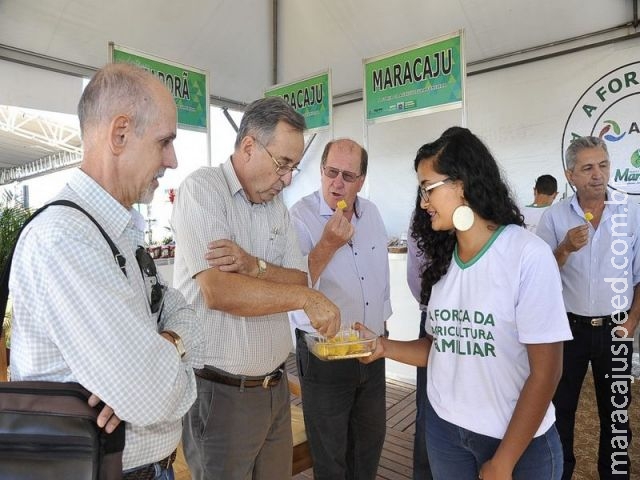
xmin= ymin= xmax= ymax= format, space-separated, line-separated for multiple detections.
xmin=0 ymin=200 xmax=127 ymax=335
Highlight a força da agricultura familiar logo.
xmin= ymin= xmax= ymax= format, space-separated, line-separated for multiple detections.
xmin=562 ymin=61 xmax=640 ymax=195
xmin=599 ymin=120 xmax=626 ymax=142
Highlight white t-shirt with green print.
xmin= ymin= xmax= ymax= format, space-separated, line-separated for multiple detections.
xmin=426 ymin=224 xmax=572 ymax=439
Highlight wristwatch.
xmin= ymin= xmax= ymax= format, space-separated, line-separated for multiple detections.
xmin=163 ymin=330 xmax=186 ymax=358
xmin=256 ymin=257 xmax=267 ymax=278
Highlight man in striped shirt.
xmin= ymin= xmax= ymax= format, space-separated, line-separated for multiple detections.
xmin=172 ymin=97 xmax=340 ymax=480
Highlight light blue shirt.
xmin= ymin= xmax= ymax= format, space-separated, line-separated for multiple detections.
xmin=289 ymin=191 xmax=392 ymax=335
xmin=536 ymin=191 xmax=640 ymax=316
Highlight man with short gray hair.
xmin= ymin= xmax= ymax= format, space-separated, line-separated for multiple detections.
xmin=172 ymin=97 xmax=340 ymax=480
xmin=537 ymin=135 xmax=640 ymax=479
xmin=10 ymin=62 xmax=201 ymax=479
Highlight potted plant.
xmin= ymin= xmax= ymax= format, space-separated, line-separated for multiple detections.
xmin=0 ymin=192 xmax=31 ymax=365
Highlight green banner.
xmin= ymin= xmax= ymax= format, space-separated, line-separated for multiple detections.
xmin=265 ymin=71 xmax=331 ymax=131
xmin=364 ymin=33 xmax=463 ymax=123
xmin=111 ymin=44 xmax=208 ymax=131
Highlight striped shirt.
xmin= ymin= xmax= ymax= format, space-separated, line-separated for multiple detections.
xmin=171 ymin=158 xmax=306 ymax=375
xmin=9 ymin=169 xmax=200 ymax=469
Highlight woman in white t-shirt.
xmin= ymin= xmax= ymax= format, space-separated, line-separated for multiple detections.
xmin=358 ymin=127 xmax=572 ymax=480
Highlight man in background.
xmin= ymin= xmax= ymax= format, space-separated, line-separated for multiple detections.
xmin=537 ymin=136 xmax=639 ymax=479
xmin=171 ymin=97 xmax=340 ymax=480
xmin=522 ymin=174 xmax=558 ymax=232
xmin=289 ymin=138 xmax=391 ymax=480
xmin=10 ymin=63 xmax=200 ymax=478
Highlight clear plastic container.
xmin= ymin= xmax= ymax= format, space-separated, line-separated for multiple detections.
xmin=305 ymin=328 xmax=376 ymax=361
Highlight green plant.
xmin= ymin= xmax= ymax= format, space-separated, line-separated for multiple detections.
xmin=3 ymin=298 xmax=12 ymax=349
xmin=0 ymin=192 xmax=31 ymax=348
xmin=0 ymin=205 xmax=31 ymax=271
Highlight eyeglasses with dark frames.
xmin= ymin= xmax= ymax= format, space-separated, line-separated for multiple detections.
xmin=419 ymin=178 xmax=450 ymax=203
xmin=322 ymin=165 xmax=362 ymax=183
xmin=136 ymin=246 xmax=167 ymax=315
xmin=254 ymin=137 xmax=300 ymax=177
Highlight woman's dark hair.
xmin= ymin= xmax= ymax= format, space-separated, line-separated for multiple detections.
xmin=410 ymin=126 xmax=524 ymax=305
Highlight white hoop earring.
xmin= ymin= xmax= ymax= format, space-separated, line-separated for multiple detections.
xmin=452 ymin=205 xmax=475 ymax=231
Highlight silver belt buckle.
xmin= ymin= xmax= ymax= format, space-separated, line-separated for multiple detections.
xmin=262 ymin=373 xmax=274 ymax=388
xmin=591 ymin=317 xmax=604 ymax=327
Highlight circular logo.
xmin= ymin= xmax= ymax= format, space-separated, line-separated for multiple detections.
xmin=562 ymin=61 xmax=640 ymax=195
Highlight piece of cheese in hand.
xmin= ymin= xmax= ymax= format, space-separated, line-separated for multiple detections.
xmin=584 ymin=212 xmax=594 ymax=222
xmin=337 ymin=200 xmax=347 ymax=210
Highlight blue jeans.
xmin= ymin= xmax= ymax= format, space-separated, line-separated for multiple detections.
xmin=123 ymin=463 xmax=175 ymax=480
xmin=425 ymin=400 xmax=563 ymax=480
xmin=414 ymin=311 xmax=433 ymax=480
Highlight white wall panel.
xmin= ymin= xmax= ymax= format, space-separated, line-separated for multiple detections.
xmin=0 ymin=60 xmax=83 ymax=114
xmin=287 ymin=40 xmax=640 ymax=238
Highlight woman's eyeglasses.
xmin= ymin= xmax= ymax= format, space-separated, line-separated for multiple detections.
xmin=135 ymin=247 xmax=166 ymax=315
xmin=322 ymin=165 xmax=362 ymax=183
xmin=419 ymin=178 xmax=450 ymax=203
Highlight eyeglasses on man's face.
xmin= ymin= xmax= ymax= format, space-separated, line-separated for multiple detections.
xmin=322 ymin=165 xmax=362 ymax=183
xmin=419 ymin=178 xmax=451 ymax=203
xmin=254 ymin=137 xmax=300 ymax=177
xmin=136 ymin=246 xmax=166 ymax=314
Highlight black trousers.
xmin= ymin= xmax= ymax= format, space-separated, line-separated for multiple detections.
xmin=553 ymin=313 xmax=634 ymax=480
xmin=414 ymin=311 xmax=433 ymax=480
xmin=295 ymin=329 xmax=386 ymax=480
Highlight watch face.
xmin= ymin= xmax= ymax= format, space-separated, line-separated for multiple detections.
xmin=257 ymin=258 xmax=267 ymax=278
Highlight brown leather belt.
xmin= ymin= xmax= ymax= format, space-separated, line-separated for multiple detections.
xmin=194 ymin=365 xmax=284 ymax=388
xmin=123 ymin=450 xmax=176 ymax=480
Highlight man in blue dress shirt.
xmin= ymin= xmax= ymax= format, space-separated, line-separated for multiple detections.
xmin=537 ymin=136 xmax=639 ymax=480
xmin=289 ymin=138 xmax=392 ymax=480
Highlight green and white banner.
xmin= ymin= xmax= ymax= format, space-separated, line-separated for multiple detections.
xmin=110 ymin=43 xmax=209 ymax=131
xmin=562 ymin=61 xmax=640 ymax=195
xmin=364 ymin=31 xmax=464 ymax=123
xmin=265 ymin=71 xmax=331 ymax=132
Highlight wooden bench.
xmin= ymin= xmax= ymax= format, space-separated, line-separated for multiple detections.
xmin=289 ymin=374 xmax=313 ymax=475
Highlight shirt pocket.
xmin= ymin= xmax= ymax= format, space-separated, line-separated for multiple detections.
xmin=265 ymin=227 xmax=287 ymax=266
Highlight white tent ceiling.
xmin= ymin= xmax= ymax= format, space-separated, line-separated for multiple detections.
xmin=0 ymin=0 xmax=638 ymax=180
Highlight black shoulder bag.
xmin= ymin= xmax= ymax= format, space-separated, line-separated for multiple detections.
xmin=0 ymin=200 xmax=126 ymax=480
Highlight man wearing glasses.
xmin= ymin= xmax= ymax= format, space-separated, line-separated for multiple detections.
xmin=289 ymin=138 xmax=391 ymax=480
xmin=171 ymin=97 xmax=340 ymax=480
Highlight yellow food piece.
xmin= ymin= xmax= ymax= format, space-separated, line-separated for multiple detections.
xmin=584 ymin=212 xmax=594 ymax=221
xmin=337 ymin=200 xmax=347 ymax=210
xmin=331 ymin=344 xmax=350 ymax=356
xmin=314 ymin=343 xmax=331 ymax=357
xmin=313 ymin=331 xmax=362 ymax=358
xmin=348 ymin=343 xmax=367 ymax=354
xmin=314 ymin=342 xmax=349 ymax=357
